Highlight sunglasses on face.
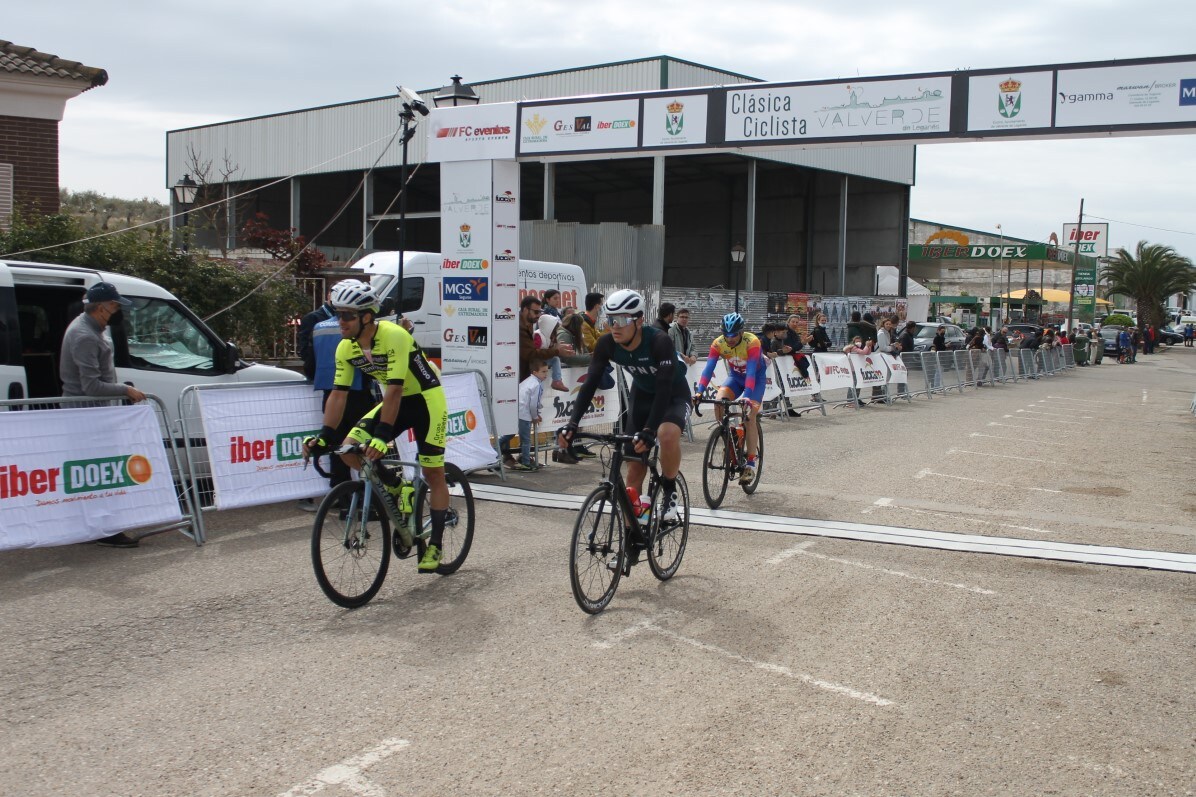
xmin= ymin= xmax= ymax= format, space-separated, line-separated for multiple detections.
xmin=336 ymin=311 xmax=361 ymax=321
xmin=607 ymin=315 xmax=637 ymax=329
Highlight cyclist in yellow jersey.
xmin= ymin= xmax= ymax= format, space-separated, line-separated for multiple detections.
xmin=694 ymin=312 xmax=765 ymax=485
xmin=302 ymin=279 xmax=449 ymax=573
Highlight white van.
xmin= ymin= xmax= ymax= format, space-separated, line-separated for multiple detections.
xmin=0 ymin=259 xmax=302 ymax=421
xmin=350 ymin=251 xmax=588 ymax=356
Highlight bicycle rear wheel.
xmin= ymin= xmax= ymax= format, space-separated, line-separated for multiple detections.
xmin=702 ymin=428 xmax=731 ymax=508
xmin=742 ymin=417 xmax=764 ymax=494
xmin=311 ymin=481 xmax=391 ymax=608
xmin=648 ymin=472 xmax=689 ymax=581
xmin=412 ymin=462 xmax=475 ymax=574
xmin=569 ymin=485 xmax=627 ymax=614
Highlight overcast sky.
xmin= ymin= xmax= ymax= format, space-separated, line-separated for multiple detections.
xmin=8 ymin=1 xmax=1195 ymax=259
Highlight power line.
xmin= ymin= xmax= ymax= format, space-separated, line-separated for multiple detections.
xmin=1085 ymin=213 xmax=1196 ymax=237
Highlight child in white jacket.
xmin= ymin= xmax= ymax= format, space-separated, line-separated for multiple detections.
xmin=514 ymin=359 xmax=549 ymax=471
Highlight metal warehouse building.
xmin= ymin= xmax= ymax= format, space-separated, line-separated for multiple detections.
xmin=166 ymin=56 xmax=914 ymax=296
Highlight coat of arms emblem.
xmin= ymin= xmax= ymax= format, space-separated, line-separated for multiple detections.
xmin=665 ymin=100 xmax=684 ymax=135
xmin=998 ymin=78 xmax=1022 ymax=119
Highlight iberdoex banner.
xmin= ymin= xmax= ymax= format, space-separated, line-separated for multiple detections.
xmin=0 ymin=405 xmax=181 ymax=549
xmin=396 ymin=372 xmax=497 ymax=473
xmin=198 ymin=384 xmax=326 ymax=510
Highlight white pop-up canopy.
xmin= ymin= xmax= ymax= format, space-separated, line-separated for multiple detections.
xmin=875 ymin=266 xmax=931 ymax=323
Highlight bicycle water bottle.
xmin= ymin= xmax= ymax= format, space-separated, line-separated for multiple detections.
xmin=400 ymin=483 xmax=415 ymax=515
xmin=735 ymin=426 xmax=745 ymax=445
xmin=625 ymin=486 xmax=640 ymax=512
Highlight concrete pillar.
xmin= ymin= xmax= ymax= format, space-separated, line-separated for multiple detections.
xmin=746 ymin=160 xmax=757 ymax=291
xmin=290 ymin=178 xmax=301 ymax=232
xmin=652 ymin=156 xmax=665 ymax=226
xmin=838 ymin=174 xmax=849 ymax=295
xmin=542 ymin=163 xmax=555 ymax=220
xmin=363 ymin=170 xmax=375 ymax=251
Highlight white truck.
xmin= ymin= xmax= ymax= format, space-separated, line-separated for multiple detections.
xmin=349 ymin=251 xmax=588 ymax=358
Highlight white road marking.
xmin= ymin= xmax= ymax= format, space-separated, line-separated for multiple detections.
xmin=946 ymin=448 xmax=1066 ymax=466
xmin=1142 ymin=389 xmax=1148 ymax=404
xmin=765 ymin=540 xmax=815 ymax=564
xmin=591 ymin=616 xmax=659 ymax=649
xmin=876 ymin=501 xmax=1058 ymax=536
xmin=968 ymin=432 xmax=1041 ymax=443
xmin=792 ymin=548 xmax=996 ymax=595
xmin=1017 ymin=408 xmax=1094 ymax=419
xmin=1045 ymin=395 xmax=1126 ymax=405
xmin=988 ymin=422 xmax=1066 ymax=432
xmin=915 ymin=468 xmax=1062 ymax=493
xmin=859 ymin=497 xmax=893 ymax=515
xmin=278 ymin=737 xmax=409 ymax=797
xmin=1003 ymin=414 xmax=1086 ymax=425
xmin=21 ymin=567 xmax=72 ymax=583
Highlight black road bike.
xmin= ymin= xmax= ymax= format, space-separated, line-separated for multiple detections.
xmin=567 ymin=431 xmax=690 ymax=614
xmin=695 ymin=397 xmax=764 ymax=508
xmin=309 ymin=444 xmax=475 ymax=608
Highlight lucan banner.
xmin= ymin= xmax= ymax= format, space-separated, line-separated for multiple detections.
xmin=0 ymin=405 xmax=181 ymax=549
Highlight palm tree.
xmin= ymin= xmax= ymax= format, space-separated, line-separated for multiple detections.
xmin=1101 ymin=241 xmax=1196 ymax=330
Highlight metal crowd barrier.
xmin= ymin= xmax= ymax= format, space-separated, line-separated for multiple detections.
xmin=0 ymin=393 xmax=200 ymax=545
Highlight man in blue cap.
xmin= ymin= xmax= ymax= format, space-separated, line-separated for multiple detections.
xmin=59 ymin=281 xmax=147 ymax=548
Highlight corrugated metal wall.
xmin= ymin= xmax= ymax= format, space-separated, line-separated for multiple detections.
xmin=521 ymin=220 xmax=665 ymax=307
xmin=666 ymin=60 xmax=757 ymax=89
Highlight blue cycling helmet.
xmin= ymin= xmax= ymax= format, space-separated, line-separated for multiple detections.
xmin=722 ymin=312 xmax=745 ymax=336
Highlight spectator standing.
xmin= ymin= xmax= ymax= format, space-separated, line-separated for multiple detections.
xmin=655 ymin=302 xmax=675 ymax=332
xmin=541 ymin=289 xmax=563 ymax=320
xmin=782 ymin=315 xmax=812 ymax=379
xmin=932 ymin=325 xmax=947 ymax=352
xmin=1184 ymin=323 xmax=1194 ymax=347
xmin=872 ymin=317 xmax=897 ymax=398
xmin=535 ymin=306 xmax=569 ymax=392
xmin=1090 ymin=329 xmax=1103 ymax=364
xmin=511 ymin=359 xmax=548 ymax=471
xmin=808 ymin=313 xmax=832 ymax=403
xmin=669 ymin=307 xmax=697 ymax=367
xmin=554 ymin=312 xmax=602 ymax=464
xmin=847 ymin=311 xmax=877 ymax=347
xmin=298 ymin=290 xmax=335 ymax=381
xmin=502 ymin=297 xmax=573 ymax=466
xmin=59 ymin=281 xmax=147 ymax=547
xmin=581 ymin=292 xmax=604 ymax=353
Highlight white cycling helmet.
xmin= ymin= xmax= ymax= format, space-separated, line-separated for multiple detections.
xmin=329 ymin=279 xmax=379 ymax=312
xmin=602 ymin=289 xmax=646 ymax=317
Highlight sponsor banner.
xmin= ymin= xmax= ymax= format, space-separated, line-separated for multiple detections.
xmin=539 ymin=366 xmax=620 ymax=432
xmin=427 ymin=102 xmax=517 ymax=162
xmin=490 ymin=160 xmax=521 ymax=432
xmin=1062 ymin=222 xmax=1109 ymax=258
xmin=683 ymin=358 xmax=780 ymax=402
xmin=911 ymin=243 xmax=1042 ymax=260
xmin=1056 ymin=61 xmax=1196 ymax=127
xmin=0 ymin=405 xmax=182 ymax=549
xmin=725 ymin=77 xmax=952 ymax=143
xmin=642 ymin=94 xmax=709 ymax=147
xmin=811 ymin=353 xmax=856 ymax=392
xmin=849 ymin=353 xmax=889 ymax=387
xmin=198 ymin=384 xmax=327 ymax=509
xmin=519 ymin=99 xmax=640 ymax=154
xmin=395 ymin=372 xmax=496 ymax=474
xmin=775 ymin=359 xmax=821 ymax=397
xmin=967 ymin=72 xmax=1054 ymax=131
xmin=881 ymin=353 xmax=908 ymax=384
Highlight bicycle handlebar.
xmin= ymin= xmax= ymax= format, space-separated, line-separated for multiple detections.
xmin=691 ymin=396 xmax=749 ymax=419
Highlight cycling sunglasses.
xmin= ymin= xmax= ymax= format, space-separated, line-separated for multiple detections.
xmin=607 ymin=314 xmax=638 ymax=329
xmin=336 ymin=310 xmax=362 ymax=321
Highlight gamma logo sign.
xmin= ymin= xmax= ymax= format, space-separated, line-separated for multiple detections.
xmin=1 ymin=454 xmax=154 ymax=500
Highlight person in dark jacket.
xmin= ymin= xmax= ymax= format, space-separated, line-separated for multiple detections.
xmin=810 ymin=313 xmax=832 ymax=353
xmin=932 ymin=325 xmax=947 ymax=352
xmin=655 ymin=302 xmax=675 ymax=332
xmin=298 ymin=291 xmax=335 ymax=381
xmin=898 ymin=321 xmax=917 ymax=355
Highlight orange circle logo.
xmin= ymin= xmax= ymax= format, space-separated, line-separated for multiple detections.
xmin=464 ymin=410 xmax=477 ymax=431
xmin=125 ymin=455 xmax=153 ymax=484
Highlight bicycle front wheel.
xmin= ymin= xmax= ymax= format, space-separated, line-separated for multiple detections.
xmin=311 ymin=481 xmax=391 ymax=608
xmin=702 ymin=428 xmax=731 ymax=508
xmin=569 ymin=486 xmax=627 ymax=614
xmin=412 ymin=462 xmax=475 ymax=574
xmin=648 ymin=472 xmax=689 ymax=581
xmin=742 ymin=417 xmax=764 ymax=494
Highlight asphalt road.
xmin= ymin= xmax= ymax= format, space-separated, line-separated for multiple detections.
xmin=1 ymin=346 xmax=1194 ymax=796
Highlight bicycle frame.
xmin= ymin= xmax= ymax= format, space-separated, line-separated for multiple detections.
xmin=573 ymin=431 xmax=659 ymax=538
xmin=312 ymin=444 xmax=426 ymax=550
xmin=695 ymin=398 xmax=749 ymax=463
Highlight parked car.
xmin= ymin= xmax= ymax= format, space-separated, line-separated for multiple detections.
xmin=1100 ymin=325 xmax=1126 ymax=355
xmin=1156 ymin=326 xmax=1184 ymax=346
xmin=1004 ymin=323 xmax=1044 ymax=340
xmin=911 ymin=322 xmax=967 ymax=352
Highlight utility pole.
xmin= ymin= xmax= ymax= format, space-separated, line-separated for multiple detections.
xmin=1065 ymin=198 xmax=1084 ymax=333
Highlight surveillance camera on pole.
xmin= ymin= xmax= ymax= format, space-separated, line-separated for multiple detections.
xmin=397 ymin=85 xmax=430 ymax=117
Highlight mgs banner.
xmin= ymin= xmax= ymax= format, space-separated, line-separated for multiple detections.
xmin=198 ymin=384 xmax=327 ymax=510
xmin=0 ymin=405 xmax=181 ymax=549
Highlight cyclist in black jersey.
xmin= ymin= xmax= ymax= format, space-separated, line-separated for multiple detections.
xmin=557 ymin=289 xmax=689 ymax=525
xmin=301 ymin=279 xmax=450 ymax=573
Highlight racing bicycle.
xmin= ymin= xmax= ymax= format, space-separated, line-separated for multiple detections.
xmin=695 ymin=397 xmax=764 ymax=508
xmin=309 ymin=444 xmax=475 ymax=608
xmin=567 ymin=431 xmax=690 ymax=614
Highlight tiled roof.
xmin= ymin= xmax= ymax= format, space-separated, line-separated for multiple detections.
xmin=0 ymin=40 xmax=107 ymax=90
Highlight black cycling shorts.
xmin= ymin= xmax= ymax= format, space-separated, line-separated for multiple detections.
xmin=623 ymin=384 xmax=691 ymax=451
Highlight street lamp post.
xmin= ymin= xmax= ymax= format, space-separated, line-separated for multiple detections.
xmin=394 ymin=86 xmax=431 ymax=315
xmin=997 ymin=223 xmax=1006 ymax=327
xmin=433 ymin=75 xmax=481 ymax=108
xmin=172 ymin=174 xmax=198 ymax=251
xmin=730 ymin=242 xmax=746 ymax=312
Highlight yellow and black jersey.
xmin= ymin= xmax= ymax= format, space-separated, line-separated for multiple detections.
xmin=334 ymin=320 xmax=441 ymax=395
